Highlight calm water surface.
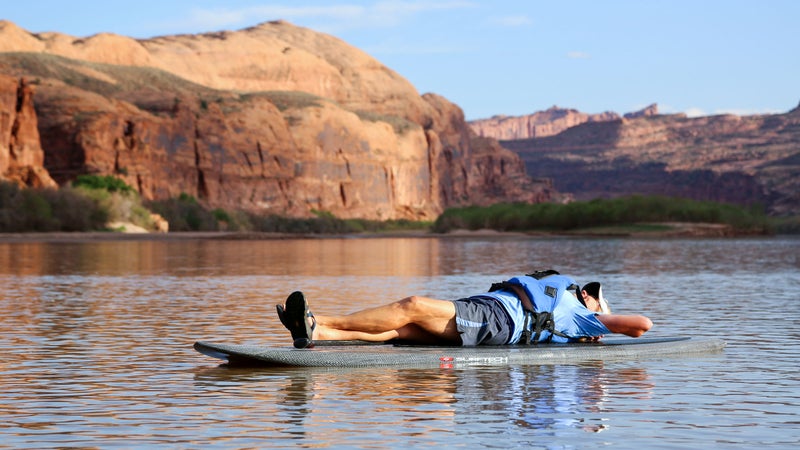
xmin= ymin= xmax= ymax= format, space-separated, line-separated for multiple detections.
xmin=1 ymin=235 xmax=798 ymax=448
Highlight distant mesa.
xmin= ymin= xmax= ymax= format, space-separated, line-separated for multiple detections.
xmin=468 ymin=104 xmax=658 ymax=141
xmin=493 ymin=102 xmax=800 ymax=216
xmin=623 ymin=103 xmax=659 ymax=119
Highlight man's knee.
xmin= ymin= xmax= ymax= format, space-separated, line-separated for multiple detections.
xmin=397 ymin=296 xmax=450 ymax=319
xmin=397 ymin=295 xmax=426 ymax=312
xmin=398 ymin=295 xmax=421 ymax=309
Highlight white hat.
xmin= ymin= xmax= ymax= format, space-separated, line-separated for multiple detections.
xmin=582 ymin=282 xmax=612 ymax=314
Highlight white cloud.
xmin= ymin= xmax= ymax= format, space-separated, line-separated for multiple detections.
xmin=684 ymin=107 xmax=706 ymax=118
xmin=567 ymin=51 xmax=590 ymax=59
xmin=182 ymin=5 xmax=361 ymax=31
xmin=177 ymin=1 xmax=477 ymax=32
xmin=372 ymin=0 xmax=477 ymax=16
xmin=712 ymin=107 xmax=784 ymax=116
xmin=364 ymin=41 xmax=470 ymax=55
xmin=488 ymin=15 xmax=532 ymax=27
xmin=666 ymin=106 xmax=784 ymax=118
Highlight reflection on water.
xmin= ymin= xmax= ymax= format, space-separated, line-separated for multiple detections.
xmin=0 ymin=238 xmax=451 ymax=277
xmin=188 ymin=361 xmax=654 ymax=446
xmin=0 ymin=236 xmax=798 ymax=448
xmin=4 ymin=236 xmax=795 ymax=279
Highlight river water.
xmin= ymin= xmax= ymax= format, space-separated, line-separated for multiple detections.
xmin=0 ymin=235 xmax=798 ymax=448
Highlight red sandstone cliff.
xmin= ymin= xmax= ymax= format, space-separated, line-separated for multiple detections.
xmin=0 ymin=20 xmax=549 ymax=220
xmin=0 ymin=75 xmax=56 ymax=188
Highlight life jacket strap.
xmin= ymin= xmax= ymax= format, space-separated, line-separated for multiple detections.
xmin=526 ymin=269 xmax=561 ymax=279
xmin=489 ymin=280 xmax=570 ymax=344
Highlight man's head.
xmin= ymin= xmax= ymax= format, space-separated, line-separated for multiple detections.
xmin=579 ymin=282 xmax=612 ymax=314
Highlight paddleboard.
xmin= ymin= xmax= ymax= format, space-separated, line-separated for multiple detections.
xmin=194 ymin=337 xmax=725 ymax=368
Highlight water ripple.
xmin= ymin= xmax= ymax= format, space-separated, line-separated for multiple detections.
xmin=1 ymin=237 xmax=799 ymax=448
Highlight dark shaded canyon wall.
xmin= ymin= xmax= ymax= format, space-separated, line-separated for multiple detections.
xmin=503 ymin=110 xmax=800 ymax=215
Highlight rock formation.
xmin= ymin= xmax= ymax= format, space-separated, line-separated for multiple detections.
xmin=0 ymin=74 xmax=56 ymax=188
xmin=502 ymin=108 xmax=800 ymax=216
xmin=623 ymin=103 xmax=658 ymax=119
xmin=0 ymin=20 xmax=550 ymax=220
xmin=468 ymin=106 xmax=623 ymax=140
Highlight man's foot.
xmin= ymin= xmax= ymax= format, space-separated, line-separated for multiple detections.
xmin=276 ymin=304 xmax=290 ymax=330
xmin=292 ymin=337 xmax=314 ymax=349
xmin=283 ymin=291 xmax=316 ymax=348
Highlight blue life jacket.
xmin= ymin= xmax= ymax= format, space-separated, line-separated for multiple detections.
xmin=489 ymin=270 xmax=581 ymax=344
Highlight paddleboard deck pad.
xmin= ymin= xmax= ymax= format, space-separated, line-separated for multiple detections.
xmin=194 ymin=337 xmax=725 ymax=368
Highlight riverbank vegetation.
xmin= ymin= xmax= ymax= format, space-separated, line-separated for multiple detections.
xmin=0 ymin=176 xmax=157 ymax=232
xmin=1 ymin=179 xmax=794 ymax=235
xmin=0 ymin=180 xmax=105 ymax=232
xmin=17 ymin=177 xmax=426 ymax=234
xmin=147 ymin=193 xmax=428 ymax=233
xmin=433 ymin=196 xmax=773 ymax=235
xmin=0 ymin=179 xmax=428 ymax=234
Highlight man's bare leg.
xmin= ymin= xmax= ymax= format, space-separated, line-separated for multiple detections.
xmin=302 ymin=296 xmax=461 ymax=344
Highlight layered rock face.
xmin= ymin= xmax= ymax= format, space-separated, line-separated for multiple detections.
xmin=470 ymin=106 xmax=624 ymax=140
xmin=469 ymin=104 xmax=659 ymax=141
xmin=0 ymin=20 xmax=549 ymax=220
xmin=0 ymin=75 xmax=56 ymax=188
xmin=502 ymin=109 xmax=800 ymax=215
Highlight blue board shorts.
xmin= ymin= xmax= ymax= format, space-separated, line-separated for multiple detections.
xmin=452 ymin=296 xmax=514 ymax=346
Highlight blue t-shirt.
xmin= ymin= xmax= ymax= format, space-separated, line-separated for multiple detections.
xmin=478 ymin=290 xmax=610 ymax=343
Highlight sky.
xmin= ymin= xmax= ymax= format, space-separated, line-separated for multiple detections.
xmin=3 ymin=0 xmax=798 ymax=120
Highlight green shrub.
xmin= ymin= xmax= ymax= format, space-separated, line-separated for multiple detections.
xmin=244 ymin=210 xmax=429 ymax=234
xmin=211 ymin=208 xmax=252 ymax=231
xmin=212 ymin=208 xmax=231 ymax=223
xmin=41 ymin=186 xmax=108 ymax=231
xmin=147 ymin=194 xmax=219 ymax=231
xmin=355 ymin=110 xmax=417 ymax=134
xmin=247 ymin=91 xmax=324 ymax=111
xmin=71 ymin=176 xmax=154 ymax=230
xmin=771 ymin=216 xmax=800 ymax=234
xmin=72 ymin=175 xmax=134 ymax=194
xmin=0 ymin=181 xmax=106 ymax=232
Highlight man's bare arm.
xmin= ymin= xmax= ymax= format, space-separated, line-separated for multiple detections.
xmin=597 ymin=314 xmax=653 ymax=337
